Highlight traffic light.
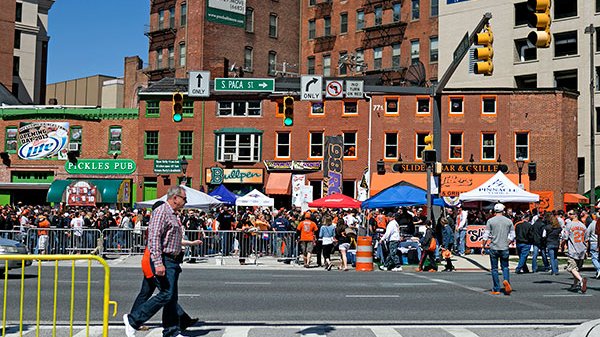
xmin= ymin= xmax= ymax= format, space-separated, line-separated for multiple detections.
xmin=172 ymin=92 xmax=183 ymax=123
xmin=527 ymin=0 xmax=551 ymax=48
xmin=528 ymin=161 xmax=537 ymax=181
xmin=377 ymin=159 xmax=385 ymax=175
xmin=474 ymin=24 xmax=493 ymax=76
xmin=283 ymin=96 xmax=294 ymax=126
xmin=0 ymin=152 xmax=10 ymax=167
xmin=67 ymin=150 xmax=80 ymax=165
xmin=424 ymin=134 xmax=433 ymax=150
xmin=422 ymin=134 xmax=436 ymax=163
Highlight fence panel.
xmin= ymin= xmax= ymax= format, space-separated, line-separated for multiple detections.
xmin=27 ymin=228 xmax=103 ymax=255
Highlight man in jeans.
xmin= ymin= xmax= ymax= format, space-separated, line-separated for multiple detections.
xmin=482 ymin=203 xmax=515 ymax=295
xmin=379 ymin=212 xmax=402 ymax=272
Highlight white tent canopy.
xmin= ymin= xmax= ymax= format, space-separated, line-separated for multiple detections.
xmin=135 ymin=185 xmax=223 ymax=210
xmin=235 ymin=189 xmax=274 ymax=207
xmin=459 ymin=171 xmax=539 ymax=203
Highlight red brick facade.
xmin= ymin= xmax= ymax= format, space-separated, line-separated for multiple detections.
xmin=0 ymin=1 xmax=16 ymax=93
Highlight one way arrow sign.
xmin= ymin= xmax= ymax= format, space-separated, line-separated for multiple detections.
xmin=188 ymin=71 xmax=210 ymax=97
xmin=301 ymin=75 xmax=322 ymax=101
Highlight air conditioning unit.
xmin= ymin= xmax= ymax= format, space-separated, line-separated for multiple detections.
xmin=68 ymin=143 xmax=79 ymax=151
xmin=223 ymin=153 xmax=235 ymax=162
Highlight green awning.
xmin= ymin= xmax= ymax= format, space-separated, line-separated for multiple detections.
xmin=214 ymin=128 xmax=263 ymax=134
xmin=47 ymin=179 xmax=124 ymax=203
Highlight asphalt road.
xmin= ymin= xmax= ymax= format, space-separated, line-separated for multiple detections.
xmin=1 ymin=265 xmax=598 ymax=325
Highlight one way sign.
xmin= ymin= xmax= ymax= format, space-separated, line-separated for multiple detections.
xmin=188 ymin=71 xmax=210 ymax=97
xmin=300 ymin=75 xmax=322 ymax=101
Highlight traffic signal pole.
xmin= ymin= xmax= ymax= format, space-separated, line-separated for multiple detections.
xmin=585 ymin=24 xmax=596 ymax=207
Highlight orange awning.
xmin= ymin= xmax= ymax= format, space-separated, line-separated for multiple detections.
xmin=564 ymin=193 xmax=589 ymax=204
xmin=265 ymin=173 xmax=292 ymax=195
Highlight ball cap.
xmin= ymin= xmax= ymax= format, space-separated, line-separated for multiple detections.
xmin=493 ymin=203 xmax=505 ymax=212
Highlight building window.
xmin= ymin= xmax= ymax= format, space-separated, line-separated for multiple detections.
xmin=384 ymin=133 xmax=398 ymax=159
xmin=70 ymin=126 xmax=83 ymax=151
xmin=169 ymin=7 xmax=175 ymax=28
xmin=339 ymin=51 xmax=348 ymax=75
xmin=178 ymin=131 xmax=193 ymax=157
xmin=268 ymin=51 xmax=277 ymax=76
xmin=309 ymin=0 xmax=316 ymax=5
xmin=244 ymin=47 xmax=253 ymax=72
xmin=416 ymin=97 xmax=430 ymax=114
xmin=217 ymin=101 xmax=262 ymax=116
xmin=482 ymin=96 xmax=496 ymax=114
xmin=324 ymin=16 xmax=331 ymax=36
xmin=416 ymin=133 xmax=427 ymax=160
xmin=431 ymin=0 xmax=439 ymax=17
xmin=310 ymin=132 xmax=324 ymax=157
xmin=146 ymin=100 xmax=160 ymax=116
xmin=108 ymin=126 xmax=122 ymax=154
xmin=373 ymin=47 xmax=383 ymax=69
xmin=515 ymin=74 xmax=537 ymax=88
xmin=307 ymin=56 xmax=315 ymax=74
xmin=375 ymin=6 xmax=383 ymax=26
xmin=342 ymin=181 xmax=356 ymax=198
xmin=482 ymin=133 xmax=496 ymax=160
xmin=344 ymin=101 xmax=358 ymax=115
xmin=216 ymin=133 xmax=261 ymax=162
xmin=15 ymin=3 xmax=22 ymax=22
xmin=385 ymin=97 xmax=399 ymax=115
xmin=597 ymin=0 xmax=600 ymax=13
xmin=310 ymin=180 xmax=323 ymax=200
xmin=392 ymin=43 xmax=401 ymax=68
xmin=554 ymin=0 xmax=577 ymax=20
xmin=182 ymin=101 xmax=194 ymax=117
xmin=411 ymin=0 xmax=420 ymax=20
xmin=311 ymin=102 xmax=324 ymax=115
xmin=14 ymin=30 xmax=21 ymax=49
xmin=158 ymin=10 xmax=164 ymax=30
xmin=597 ymin=28 xmax=600 ymax=52
xmin=269 ymin=13 xmax=278 ymax=38
xmin=393 ymin=3 xmax=401 ymax=22
xmin=356 ymin=49 xmax=364 ymax=70
xmin=245 ymin=7 xmax=254 ymax=32
xmin=13 ymin=56 xmax=19 ymax=76
xmin=4 ymin=127 xmax=17 ymax=153
xmin=430 ymin=37 xmax=438 ymax=63
xmin=515 ymin=39 xmax=537 ymax=62
xmin=323 ymin=55 xmax=331 ymax=76
xmin=515 ymin=132 xmax=529 ymax=160
xmin=180 ymin=3 xmax=187 ymax=26
xmin=12 ymin=83 xmax=18 ymax=97
xmin=449 ymin=133 xmax=463 ymax=160
xmin=156 ymin=48 xmax=163 ymax=69
xmin=554 ymin=69 xmax=577 ymax=91
xmin=596 ymin=107 xmax=600 ymax=133
xmin=449 ymin=97 xmax=464 ymax=114
xmin=168 ymin=46 xmax=175 ymax=68
xmin=179 ymin=43 xmax=186 ymax=67
xmin=554 ymin=31 xmax=578 ymax=57
xmin=276 ymin=132 xmax=291 ymax=158
xmin=308 ymin=19 xmax=316 ymax=39
xmin=514 ymin=2 xmax=529 ymax=26
xmin=343 ymin=132 xmax=357 ymax=158
xmin=411 ymin=40 xmax=420 ymax=64
xmin=340 ymin=13 xmax=348 ymax=34
xmin=145 ymin=131 xmax=159 ymax=157
xmin=356 ymin=10 xmax=365 ymax=30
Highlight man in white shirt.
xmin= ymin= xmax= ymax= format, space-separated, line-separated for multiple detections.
xmin=455 ymin=205 xmax=469 ymax=256
xmin=70 ymin=212 xmax=85 ymax=252
xmin=379 ymin=212 xmax=402 ymax=271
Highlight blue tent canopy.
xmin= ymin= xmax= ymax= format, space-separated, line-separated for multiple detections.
xmin=208 ymin=184 xmax=238 ymax=205
xmin=362 ymin=181 xmax=445 ymax=209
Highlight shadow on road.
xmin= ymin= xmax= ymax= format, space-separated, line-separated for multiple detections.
xmin=298 ymin=325 xmax=336 ymax=335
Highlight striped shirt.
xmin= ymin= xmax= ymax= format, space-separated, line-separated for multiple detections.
xmin=148 ymin=202 xmax=183 ymax=268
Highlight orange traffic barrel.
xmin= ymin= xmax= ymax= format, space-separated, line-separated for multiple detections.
xmin=355 ymin=236 xmax=373 ymax=272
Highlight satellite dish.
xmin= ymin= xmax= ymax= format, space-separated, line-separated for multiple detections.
xmin=404 ymin=60 xmax=427 ymax=87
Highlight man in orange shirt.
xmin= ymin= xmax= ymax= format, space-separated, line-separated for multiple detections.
xmin=37 ymin=214 xmax=50 ymax=254
xmin=297 ymin=212 xmax=318 ymax=268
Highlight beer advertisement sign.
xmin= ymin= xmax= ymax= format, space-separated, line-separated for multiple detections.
xmin=17 ymin=122 xmax=69 ymax=160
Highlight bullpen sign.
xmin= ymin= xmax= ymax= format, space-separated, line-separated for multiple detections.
xmin=17 ymin=122 xmax=69 ymax=160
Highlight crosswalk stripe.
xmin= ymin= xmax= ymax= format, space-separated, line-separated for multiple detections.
xmin=371 ymin=326 xmax=404 ymax=337
xmin=443 ymin=327 xmax=479 ymax=337
xmin=145 ymin=327 xmax=165 ymax=337
xmin=73 ymin=326 xmax=103 ymax=337
xmin=222 ymin=326 xmax=251 ymax=337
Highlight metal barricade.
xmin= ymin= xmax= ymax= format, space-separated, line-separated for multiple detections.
xmin=0 ymin=230 xmax=22 ymax=242
xmin=0 ymin=254 xmax=117 ymax=337
xmin=101 ymin=228 xmax=147 ymax=255
xmin=26 ymin=228 xmax=103 ymax=255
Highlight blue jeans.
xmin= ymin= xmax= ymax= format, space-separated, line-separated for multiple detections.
xmin=515 ymin=243 xmax=531 ymax=272
xmin=489 ymin=249 xmax=510 ymax=292
xmin=547 ymin=246 xmax=559 ymax=274
xmin=590 ymin=243 xmax=600 ymax=273
xmin=384 ymin=240 xmax=400 ymax=269
xmin=130 ymin=276 xmax=191 ymax=329
xmin=456 ymin=230 xmax=466 ymax=255
xmin=532 ymin=245 xmax=549 ymax=272
xmin=129 ymin=256 xmax=182 ymax=337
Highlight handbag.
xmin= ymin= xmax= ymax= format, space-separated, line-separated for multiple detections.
xmin=427 ymin=238 xmax=437 ymax=252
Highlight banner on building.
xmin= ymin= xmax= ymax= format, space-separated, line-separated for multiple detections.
xmin=17 ymin=122 xmax=69 ymax=160
xmin=292 ymin=175 xmax=306 ymax=207
xmin=66 ymin=181 xmax=97 ymax=207
xmin=323 ymin=135 xmax=343 ymax=195
xmin=206 ymin=0 xmax=246 ymax=28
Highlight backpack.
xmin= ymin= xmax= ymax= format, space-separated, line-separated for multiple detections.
xmin=531 ymin=219 xmax=546 ymax=247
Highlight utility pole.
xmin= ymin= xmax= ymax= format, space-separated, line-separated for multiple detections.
xmin=585 ymin=24 xmax=596 ymax=207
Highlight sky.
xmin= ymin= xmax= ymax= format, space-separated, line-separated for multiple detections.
xmin=47 ymin=0 xmax=150 ymax=84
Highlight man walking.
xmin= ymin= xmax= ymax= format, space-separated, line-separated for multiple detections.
xmin=124 ymin=186 xmax=188 ymax=337
xmin=482 ymin=203 xmax=515 ymax=295
xmin=455 ymin=206 xmax=468 ymax=256
xmin=562 ymin=210 xmax=588 ymax=293
xmin=379 ymin=212 xmax=402 ymax=271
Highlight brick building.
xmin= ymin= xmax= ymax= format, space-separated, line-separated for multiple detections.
xmin=134 ymin=77 xmax=578 ymax=211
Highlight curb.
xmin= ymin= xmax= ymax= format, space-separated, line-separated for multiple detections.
xmin=569 ymin=319 xmax=600 ymax=337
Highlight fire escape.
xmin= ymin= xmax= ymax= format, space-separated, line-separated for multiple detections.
xmin=143 ymin=0 xmax=177 ymax=81
xmin=312 ymin=1 xmax=336 ymax=53
xmin=361 ymin=0 xmax=408 ymax=85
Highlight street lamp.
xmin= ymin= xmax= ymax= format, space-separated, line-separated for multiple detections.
xmin=516 ymin=156 xmax=525 ymax=185
xmin=180 ymin=156 xmax=189 ymax=186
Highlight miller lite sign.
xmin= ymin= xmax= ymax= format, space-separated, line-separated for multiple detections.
xmin=17 ymin=122 xmax=69 ymax=160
